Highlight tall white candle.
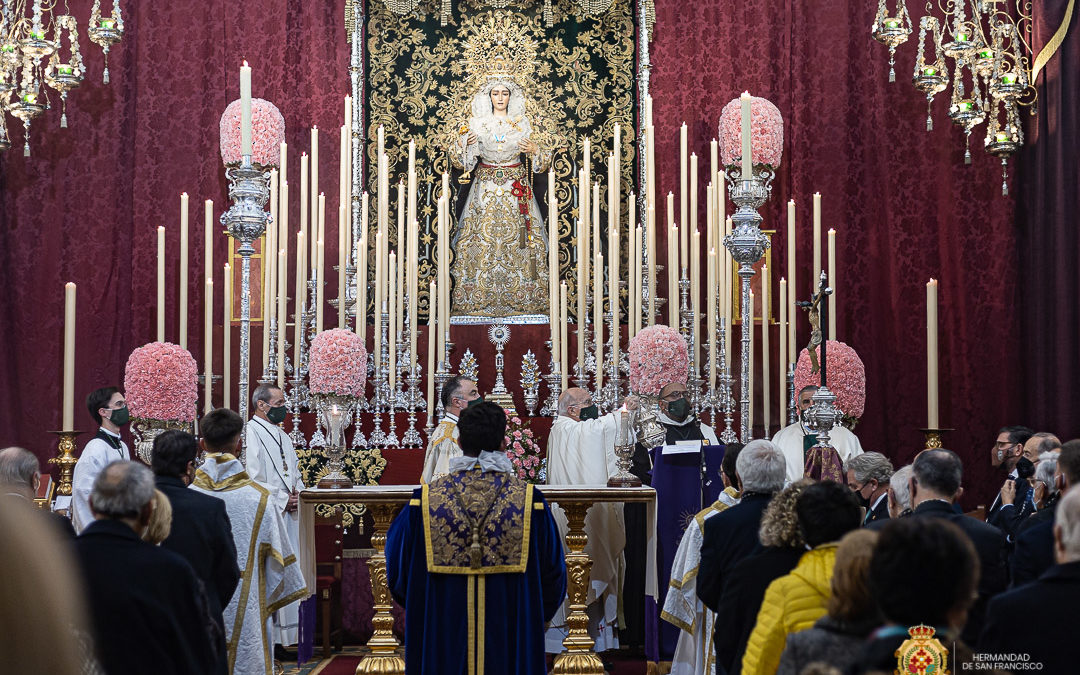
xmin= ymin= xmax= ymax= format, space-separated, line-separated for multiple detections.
xmin=594 ymin=251 xmax=603 ymax=393
xmin=300 ymin=153 xmax=309 ymax=276
xmin=812 ymin=192 xmax=822 ymax=295
xmin=239 ymin=61 xmax=252 ymax=156
xmin=549 ymin=167 xmax=559 ymax=363
xmin=647 ymin=205 xmax=656 ymax=325
xmin=388 ymin=252 xmax=397 ymax=389
xmin=762 ymin=264 xmax=771 ymax=435
xmin=62 ymin=282 xmax=76 ymax=430
xmin=265 ymin=177 xmax=276 ymax=369
xmin=828 ymin=228 xmax=837 ymax=341
xmin=294 ymin=230 xmax=306 ymax=371
xmin=560 ymin=282 xmax=569 ymax=390
xmin=787 ymin=199 xmax=796 ymax=364
xmin=317 ymin=239 xmax=325 ymax=333
xmin=927 ymin=279 xmax=939 ymax=428
xmin=223 ymin=263 xmax=232 ymax=409
xmin=179 ymin=193 xmax=189 ymax=349
xmin=157 ymin=226 xmax=165 ymax=342
xmin=740 ymin=92 xmax=753 ymax=179
xmin=707 ymin=248 xmax=717 ymax=390
xmin=577 ymin=217 xmax=586 ymax=377
xmin=691 ymin=228 xmax=701 ymax=374
xmin=339 ymin=203 xmax=347 ymax=328
xmin=667 ymin=193 xmax=677 ymax=326
xmin=680 ymin=123 xmax=688 ymax=270
xmin=358 ymin=193 xmax=369 ymax=340
xmin=311 ymin=127 xmax=319 ymax=253
xmin=203 ymin=278 xmax=212 ymax=413
xmin=277 ymin=250 xmax=286 ymax=389
xmin=779 ymin=278 xmax=788 ymax=425
xmin=427 ymin=280 xmax=437 ymax=416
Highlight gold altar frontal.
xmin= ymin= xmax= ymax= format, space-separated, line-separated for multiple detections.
xmin=300 ymin=485 xmax=658 ymax=675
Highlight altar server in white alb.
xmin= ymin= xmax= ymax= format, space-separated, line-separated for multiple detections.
xmin=245 ymin=384 xmax=305 ymax=648
xmin=421 ymin=375 xmax=480 ymax=483
xmin=545 ymin=387 xmax=629 ymax=652
xmin=195 ymin=407 xmax=308 ymax=675
xmin=70 ymin=386 xmax=131 ymax=532
xmin=772 ymin=385 xmax=864 ymax=483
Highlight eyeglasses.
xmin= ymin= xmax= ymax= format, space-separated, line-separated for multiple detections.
xmin=994 ymin=440 xmax=1017 ymax=448
xmin=661 ymin=391 xmax=688 ymax=402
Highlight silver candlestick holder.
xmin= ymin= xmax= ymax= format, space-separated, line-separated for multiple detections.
xmin=599 ymin=310 xmax=623 ymax=413
xmin=222 ymin=156 xmax=272 ymax=442
xmin=402 ymin=364 xmax=423 ymax=447
xmin=486 ymin=323 xmax=516 ymax=414
xmin=724 ymin=166 xmax=774 ymax=443
xmin=787 ymin=364 xmax=797 ymax=425
xmin=541 ymin=355 xmax=562 ymax=418
xmin=718 ymin=318 xmax=738 ymax=444
xmin=521 ymin=350 xmax=541 ymax=417
xmin=678 ymin=275 xmax=691 ymax=341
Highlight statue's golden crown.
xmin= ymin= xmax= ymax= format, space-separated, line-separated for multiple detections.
xmin=463 ymin=13 xmax=537 ymax=85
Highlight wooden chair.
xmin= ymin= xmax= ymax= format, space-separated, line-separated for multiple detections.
xmin=314 ymin=507 xmax=345 ymax=657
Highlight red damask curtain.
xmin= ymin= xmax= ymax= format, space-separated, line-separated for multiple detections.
xmin=1 ymin=0 xmax=1058 ymax=507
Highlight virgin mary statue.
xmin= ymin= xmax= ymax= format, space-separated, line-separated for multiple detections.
xmin=448 ymin=77 xmax=552 ymax=321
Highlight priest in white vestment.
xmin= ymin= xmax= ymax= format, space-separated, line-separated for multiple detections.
xmin=661 ymin=454 xmax=742 ymax=675
xmin=246 ymin=384 xmax=306 ymax=647
xmin=194 ymin=408 xmax=307 ymax=675
xmin=422 ymin=375 xmax=479 ymax=483
xmin=772 ymin=385 xmax=864 ymax=483
xmin=545 ymin=387 xmax=628 ymax=653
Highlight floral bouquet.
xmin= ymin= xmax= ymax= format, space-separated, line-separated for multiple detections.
xmin=124 ymin=342 xmax=198 ymax=423
xmin=219 ymin=97 xmax=286 ymax=169
xmin=308 ymin=329 xmax=368 ymax=397
xmin=793 ymin=340 xmax=866 ymax=428
xmin=628 ymin=324 xmax=688 ymax=397
xmin=504 ymin=414 xmax=545 ymax=484
xmin=718 ymin=95 xmax=784 ymax=169
xmin=124 ymin=342 xmax=198 ymax=463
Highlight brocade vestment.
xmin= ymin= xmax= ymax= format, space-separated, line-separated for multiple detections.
xmin=421 ymin=414 xmax=461 ymax=483
xmin=387 ymin=467 xmax=567 ymax=675
xmin=192 ymin=453 xmax=308 ymax=675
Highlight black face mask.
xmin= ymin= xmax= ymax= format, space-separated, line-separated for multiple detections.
xmin=578 ymin=404 xmax=599 ymax=421
xmin=1016 ymin=456 xmax=1035 ymax=480
xmin=109 ymin=405 xmax=130 ymax=426
xmin=853 ymin=485 xmax=871 ymax=509
xmin=266 ymin=405 xmax=288 ymax=425
xmin=667 ymin=397 xmax=691 ymax=421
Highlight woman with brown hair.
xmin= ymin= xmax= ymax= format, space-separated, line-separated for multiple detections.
xmin=775 ymin=529 xmax=880 ymax=674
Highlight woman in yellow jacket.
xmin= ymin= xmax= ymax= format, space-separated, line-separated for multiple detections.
xmin=740 ymin=481 xmax=863 ymax=675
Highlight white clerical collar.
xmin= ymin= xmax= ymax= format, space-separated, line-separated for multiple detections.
xmin=449 ymin=451 xmax=513 ymax=474
xmin=871 ymin=492 xmax=887 ymax=512
xmin=657 ymin=410 xmax=696 ymax=427
xmin=445 ymin=413 xmax=459 ymax=424
xmin=100 ymin=427 xmax=122 ymax=439
xmin=252 ymin=416 xmax=281 ymax=433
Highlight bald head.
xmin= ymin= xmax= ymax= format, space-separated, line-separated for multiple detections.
xmin=0 ymin=447 xmax=40 ymax=499
xmin=558 ymin=387 xmax=592 ymax=420
xmin=90 ymin=461 xmax=155 ymax=529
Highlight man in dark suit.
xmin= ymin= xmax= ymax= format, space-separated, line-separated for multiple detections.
xmin=696 ymin=440 xmax=787 ymax=671
xmin=908 ymin=449 xmax=1009 ymax=645
xmin=987 ymin=425 xmax=1035 ymax=536
xmin=74 ymin=460 xmax=215 ymax=675
xmin=845 ymin=451 xmax=893 ymax=526
xmin=151 ymin=430 xmax=240 ymax=675
xmin=1010 ymin=440 xmax=1080 ymax=586
xmin=978 ymin=486 xmax=1080 ymax=674
xmin=0 ymin=445 xmax=75 ymax=538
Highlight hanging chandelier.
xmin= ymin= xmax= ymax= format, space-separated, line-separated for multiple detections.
xmin=0 ymin=0 xmax=124 ymax=157
xmin=871 ymin=0 xmax=1034 ymax=195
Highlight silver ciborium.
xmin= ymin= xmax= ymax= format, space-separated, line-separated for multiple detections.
xmin=312 ymin=394 xmax=356 ymax=489
xmin=608 ymin=409 xmax=641 ymax=487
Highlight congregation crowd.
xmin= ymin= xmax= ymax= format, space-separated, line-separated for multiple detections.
xmin=1 ymin=377 xmax=1076 ymax=675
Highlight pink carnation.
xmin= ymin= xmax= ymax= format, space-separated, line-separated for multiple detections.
xmin=308 ymin=329 xmax=369 ymax=396
xmin=124 ymin=342 xmax=198 ymax=423
xmin=718 ymin=96 xmax=784 ymax=169
xmin=793 ymin=340 xmax=866 ymax=420
xmin=628 ymin=324 xmax=689 ymax=396
xmin=219 ymin=98 xmax=286 ymax=169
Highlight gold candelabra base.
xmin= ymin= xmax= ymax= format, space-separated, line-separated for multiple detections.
xmin=551 ymin=501 xmax=605 ymax=675
xmin=355 ymin=502 xmax=406 ymax=675
xmin=48 ymin=430 xmax=84 ymax=497
xmin=919 ymin=428 xmax=952 ymax=450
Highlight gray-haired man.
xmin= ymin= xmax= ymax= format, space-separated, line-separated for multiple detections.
xmin=73 ymin=460 xmax=214 ymax=675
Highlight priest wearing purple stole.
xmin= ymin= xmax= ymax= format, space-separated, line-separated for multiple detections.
xmin=387 ymin=401 xmax=567 ymax=675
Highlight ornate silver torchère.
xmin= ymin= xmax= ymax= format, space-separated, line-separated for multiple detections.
xmin=723 ymin=167 xmax=772 ymax=443
xmin=222 ymin=157 xmax=272 ymax=443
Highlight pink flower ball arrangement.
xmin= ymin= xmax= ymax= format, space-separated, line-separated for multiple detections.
xmin=219 ymin=98 xmax=286 ymax=168
xmin=629 ymin=324 xmax=689 ymax=397
xmin=793 ymin=340 xmax=866 ymax=424
xmin=504 ymin=415 xmax=545 ymax=483
xmin=718 ymin=95 xmax=784 ymax=169
xmin=308 ymin=328 xmax=369 ymax=397
xmin=124 ymin=342 xmax=198 ymax=423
